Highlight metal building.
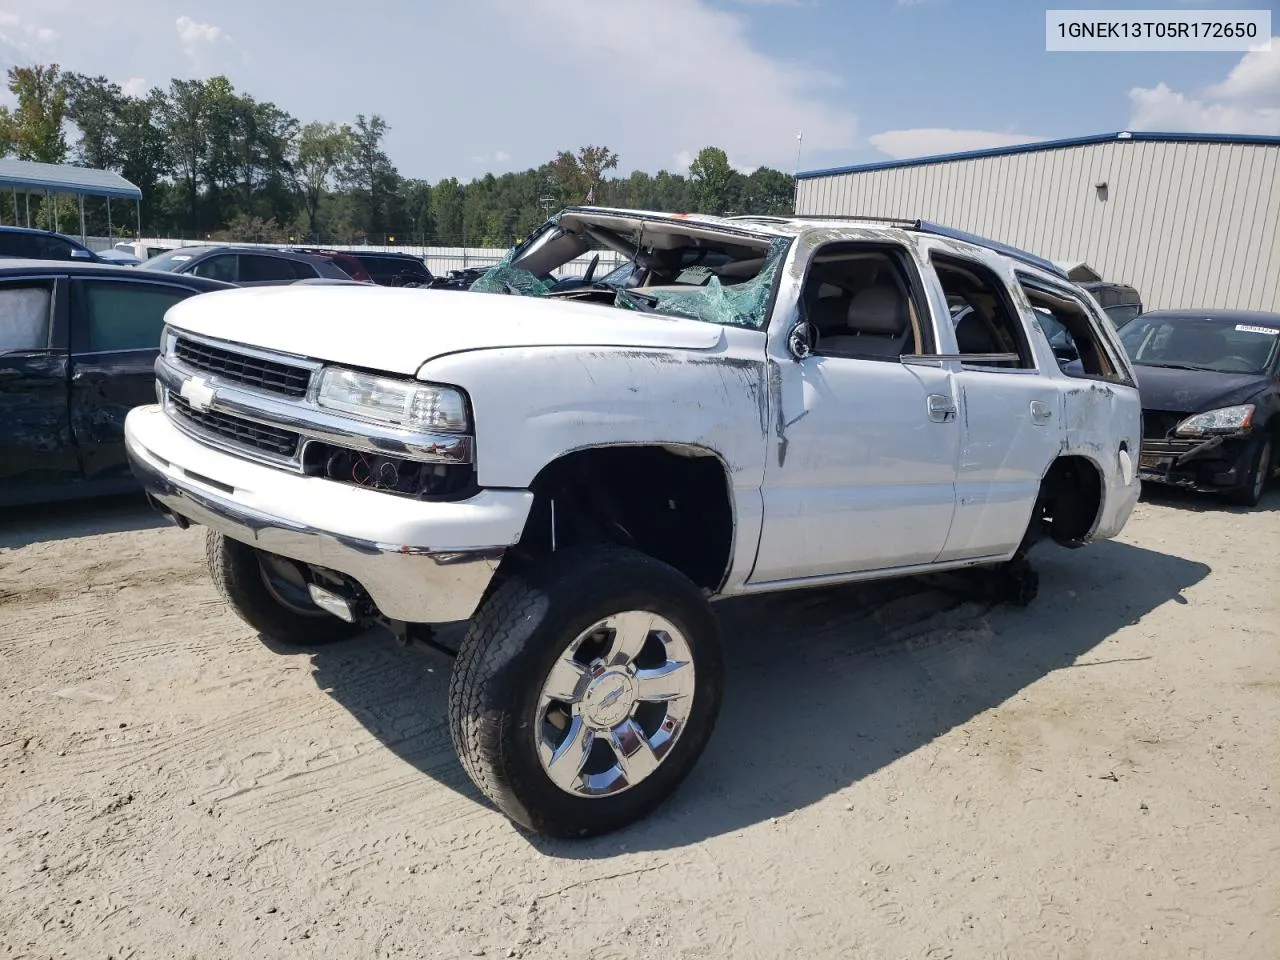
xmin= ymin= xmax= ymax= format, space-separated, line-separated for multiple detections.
xmin=795 ymin=132 xmax=1280 ymax=314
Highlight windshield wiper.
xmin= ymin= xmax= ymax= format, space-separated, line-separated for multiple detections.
xmin=1138 ymin=361 xmax=1217 ymax=372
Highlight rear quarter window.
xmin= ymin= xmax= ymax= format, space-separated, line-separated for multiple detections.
xmin=0 ymin=283 xmax=54 ymax=352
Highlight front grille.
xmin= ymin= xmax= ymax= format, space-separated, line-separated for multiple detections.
xmin=1142 ymin=411 xmax=1185 ymax=440
xmin=174 ymin=337 xmax=311 ymax=398
xmin=169 ymin=393 xmax=300 ymax=458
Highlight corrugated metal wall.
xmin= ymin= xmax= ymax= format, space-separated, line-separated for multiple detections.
xmin=796 ymin=140 xmax=1280 ymax=313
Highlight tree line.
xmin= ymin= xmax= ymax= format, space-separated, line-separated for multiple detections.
xmin=0 ymin=64 xmax=796 ymax=246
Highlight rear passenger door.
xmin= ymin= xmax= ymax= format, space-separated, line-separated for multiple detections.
xmin=68 ymin=278 xmax=200 ymax=481
xmin=0 ymin=276 xmax=79 ymax=498
xmin=927 ymin=250 xmax=1064 ymax=562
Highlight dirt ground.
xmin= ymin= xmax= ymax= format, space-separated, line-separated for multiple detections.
xmin=1 ymin=489 xmax=1277 ymax=960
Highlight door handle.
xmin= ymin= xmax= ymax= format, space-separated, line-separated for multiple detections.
xmin=1030 ymin=400 xmax=1054 ymax=425
xmin=927 ymin=394 xmax=957 ymax=423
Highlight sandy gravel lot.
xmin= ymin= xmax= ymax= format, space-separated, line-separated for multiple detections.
xmin=1 ymin=489 xmax=1277 ymax=959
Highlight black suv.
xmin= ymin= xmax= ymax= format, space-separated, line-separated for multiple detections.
xmin=0 ymin=226 xmax=106 ymax=263
xmin=138 ymin=245 xmax=354 ymax=285
xmin=347 ymin=251 xmax=434 ymax=287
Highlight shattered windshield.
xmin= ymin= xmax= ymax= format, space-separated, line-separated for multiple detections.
xmin=467 ymin=213 xmax=789 ymax=330
xmin=468 ymin=249 xmax=553 ymax=296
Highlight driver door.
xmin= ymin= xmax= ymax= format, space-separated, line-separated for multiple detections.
xmin=749 ymin=242 xmax=960 ymax=584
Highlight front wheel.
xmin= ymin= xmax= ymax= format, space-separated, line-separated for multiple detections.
xmin=448 ymin=546 xmax=724 ymax=838
xmin=1230 ymin=435 xmax=1273 ymax=507
xmin=206 ymin=531 xmax=361 ymax=645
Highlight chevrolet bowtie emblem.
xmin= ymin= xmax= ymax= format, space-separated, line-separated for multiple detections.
xmin=179 ymin=376 xmax=217 ymax=412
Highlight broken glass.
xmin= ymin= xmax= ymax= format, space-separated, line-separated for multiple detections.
xmin=615 ymin=237 xmax=791 ymax=329
xmin=468 ymin=248 xmax=553 ymax=297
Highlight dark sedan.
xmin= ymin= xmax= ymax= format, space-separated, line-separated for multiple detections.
xmin=1122 ymin=309 xmax=1280 ymax=506
xmin=0 ymin=260 xmax=233 ymax=506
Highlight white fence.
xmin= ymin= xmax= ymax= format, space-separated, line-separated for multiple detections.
xmin=86 ymin=236 xmax=628 ymax=280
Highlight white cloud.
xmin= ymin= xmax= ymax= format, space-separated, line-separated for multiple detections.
xmin=1205 ymin=41 xmax=1280 ymax=107
xmin=472 ymin=149 xmax=512 ymax=165
xmin=174 ymin=15 xmax=237 ymax=71
xmin=0 ymin=11 xmax=59 ymax=58
xmin=120 ymin=77 xmax=148 ymax=98
xmin=176 ymin=15 xmax=225 ymax=48
xmin=498 ymin=0 xmax=856 ymax=172
xmin=1128 ymin=38 xmax=1280 ymax=135
xmin=868 ymin=128 xmax=1045 ymax=159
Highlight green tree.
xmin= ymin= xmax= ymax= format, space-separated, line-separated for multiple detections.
xmin=431 ymin=177 xmax=465 ymax=244
xmin=340 ymin=114 xmax=398 ymax=238
xmin=548 ymin=145 xmax=619 ymax=203
xmin=63 ymin=74 xmax=125 ymax=168
xmin=740 ymin=167 xmax=795 ymax=215
xmin=397 ymin=178 xmax=433 ymax=244
xmin=155 ymin=77 xmax=214 ymax=231
xmin=0 ymin=106 xmax=13 ymax=157
xmin=293 ymin=121 xmax=354 ymax=238
xmin=687 ymin=146 xmax=735 ymax=215
xmin=7 ymin=64 xmax=68 ymax=163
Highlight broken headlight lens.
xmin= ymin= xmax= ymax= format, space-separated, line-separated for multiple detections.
xmin=1174 ymin=404 xmax=1254 ymax=437
xmin=316 ymin=367 xmax=469 ymax=433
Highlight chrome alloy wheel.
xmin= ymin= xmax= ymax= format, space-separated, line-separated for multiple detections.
xmin=536 ymin=611 xmax=696 ymax=798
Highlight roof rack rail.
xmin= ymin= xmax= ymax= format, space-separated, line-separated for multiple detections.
xmin=912 ymin=221 xmax=1066 ymax=278
xmin=724 ymin=214 xmax=1068 ymax=279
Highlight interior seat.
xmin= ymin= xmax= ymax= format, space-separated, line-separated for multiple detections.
xmin=954 ymin=303 xmax=1001 ymax=354
xmin=820 ymin=284 xmax=911 ymax=358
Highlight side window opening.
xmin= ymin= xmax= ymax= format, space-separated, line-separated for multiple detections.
xmin=240 ymin=254 xmax=299 ymax=283
xmin=931 ymin=254 xmax=1033 ymax=370
xmin=801 ymin=245 xmax=932 ymax=361
xmin=83 ymin=282 xmax=190 ymax=352
xmin=193 ymin=255 xmax=238 ymax=283
xmin=1019 ymin=278 xmax=1127 ymax=383
xmin=0 ymin=283 xmax=54 ymax=353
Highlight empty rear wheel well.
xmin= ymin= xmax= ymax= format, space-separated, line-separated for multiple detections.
xmin=1029 ymin=455 xmax=1104 ymax=549
xmin=509 ymin=445 xmax=735 ymax=592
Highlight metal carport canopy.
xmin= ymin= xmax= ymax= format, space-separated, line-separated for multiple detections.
xmin=0 ymin=158 xmax=142 ymax=200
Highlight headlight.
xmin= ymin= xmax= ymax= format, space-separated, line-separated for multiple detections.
xmin=161 ymin=324 xmax=177 ymax=356
xmin=1175 ymin=404 xmax=1254 ymax=437
xmin=316 ymin=367 xmax=469 ymax=432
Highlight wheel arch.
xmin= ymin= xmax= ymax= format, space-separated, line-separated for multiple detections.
xmin=509 ymin=441 xmax=738 ymax=593
xmin=1031 ymin=452 xmax=1107 ymax=548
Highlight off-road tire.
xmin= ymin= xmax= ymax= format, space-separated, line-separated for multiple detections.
xmin=448 ymin=546 xmax=724 ymax=838
xmin=206 ymin=531 xmax=360 ymax=645
xmin=1230 ymin=435 xmax=1273 ymax=508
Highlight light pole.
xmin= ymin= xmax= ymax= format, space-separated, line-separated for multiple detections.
xmin=792 ymin=131 xmax=803 ymax=214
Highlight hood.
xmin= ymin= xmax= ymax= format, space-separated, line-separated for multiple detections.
xmin=1133 ymin=363 xmax=1270 ymax=413
xmin=162 ymin=284 xmax=726 ymax=375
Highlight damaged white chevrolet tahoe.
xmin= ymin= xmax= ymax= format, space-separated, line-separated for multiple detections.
xmin=124 ymin=207 xmax=1142 ymax=837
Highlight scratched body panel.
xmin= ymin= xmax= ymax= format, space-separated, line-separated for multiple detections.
xmin=421 ymin=326 xmax=770 ymax=590
xmin=69 ymin=350 xmax=160 ymax=482
xmin=0 ymin=352 xmax=80 ymax=493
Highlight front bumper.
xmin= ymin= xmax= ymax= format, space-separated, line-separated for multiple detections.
xmin=1138 ymin=432 xmax=1254 ymax=493
xmin=125 ymin=405 xmax=533 ymax=623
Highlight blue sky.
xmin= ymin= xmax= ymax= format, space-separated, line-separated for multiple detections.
xmin=1 ymin=0 xmax=1276 ymax=181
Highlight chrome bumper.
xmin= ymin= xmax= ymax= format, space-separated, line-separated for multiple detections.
xmin=125 ymin=405 xmax=533 ymax=623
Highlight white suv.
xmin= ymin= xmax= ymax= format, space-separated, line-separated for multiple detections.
xmin=124 ymin=207 xmax=1141 ymax=837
